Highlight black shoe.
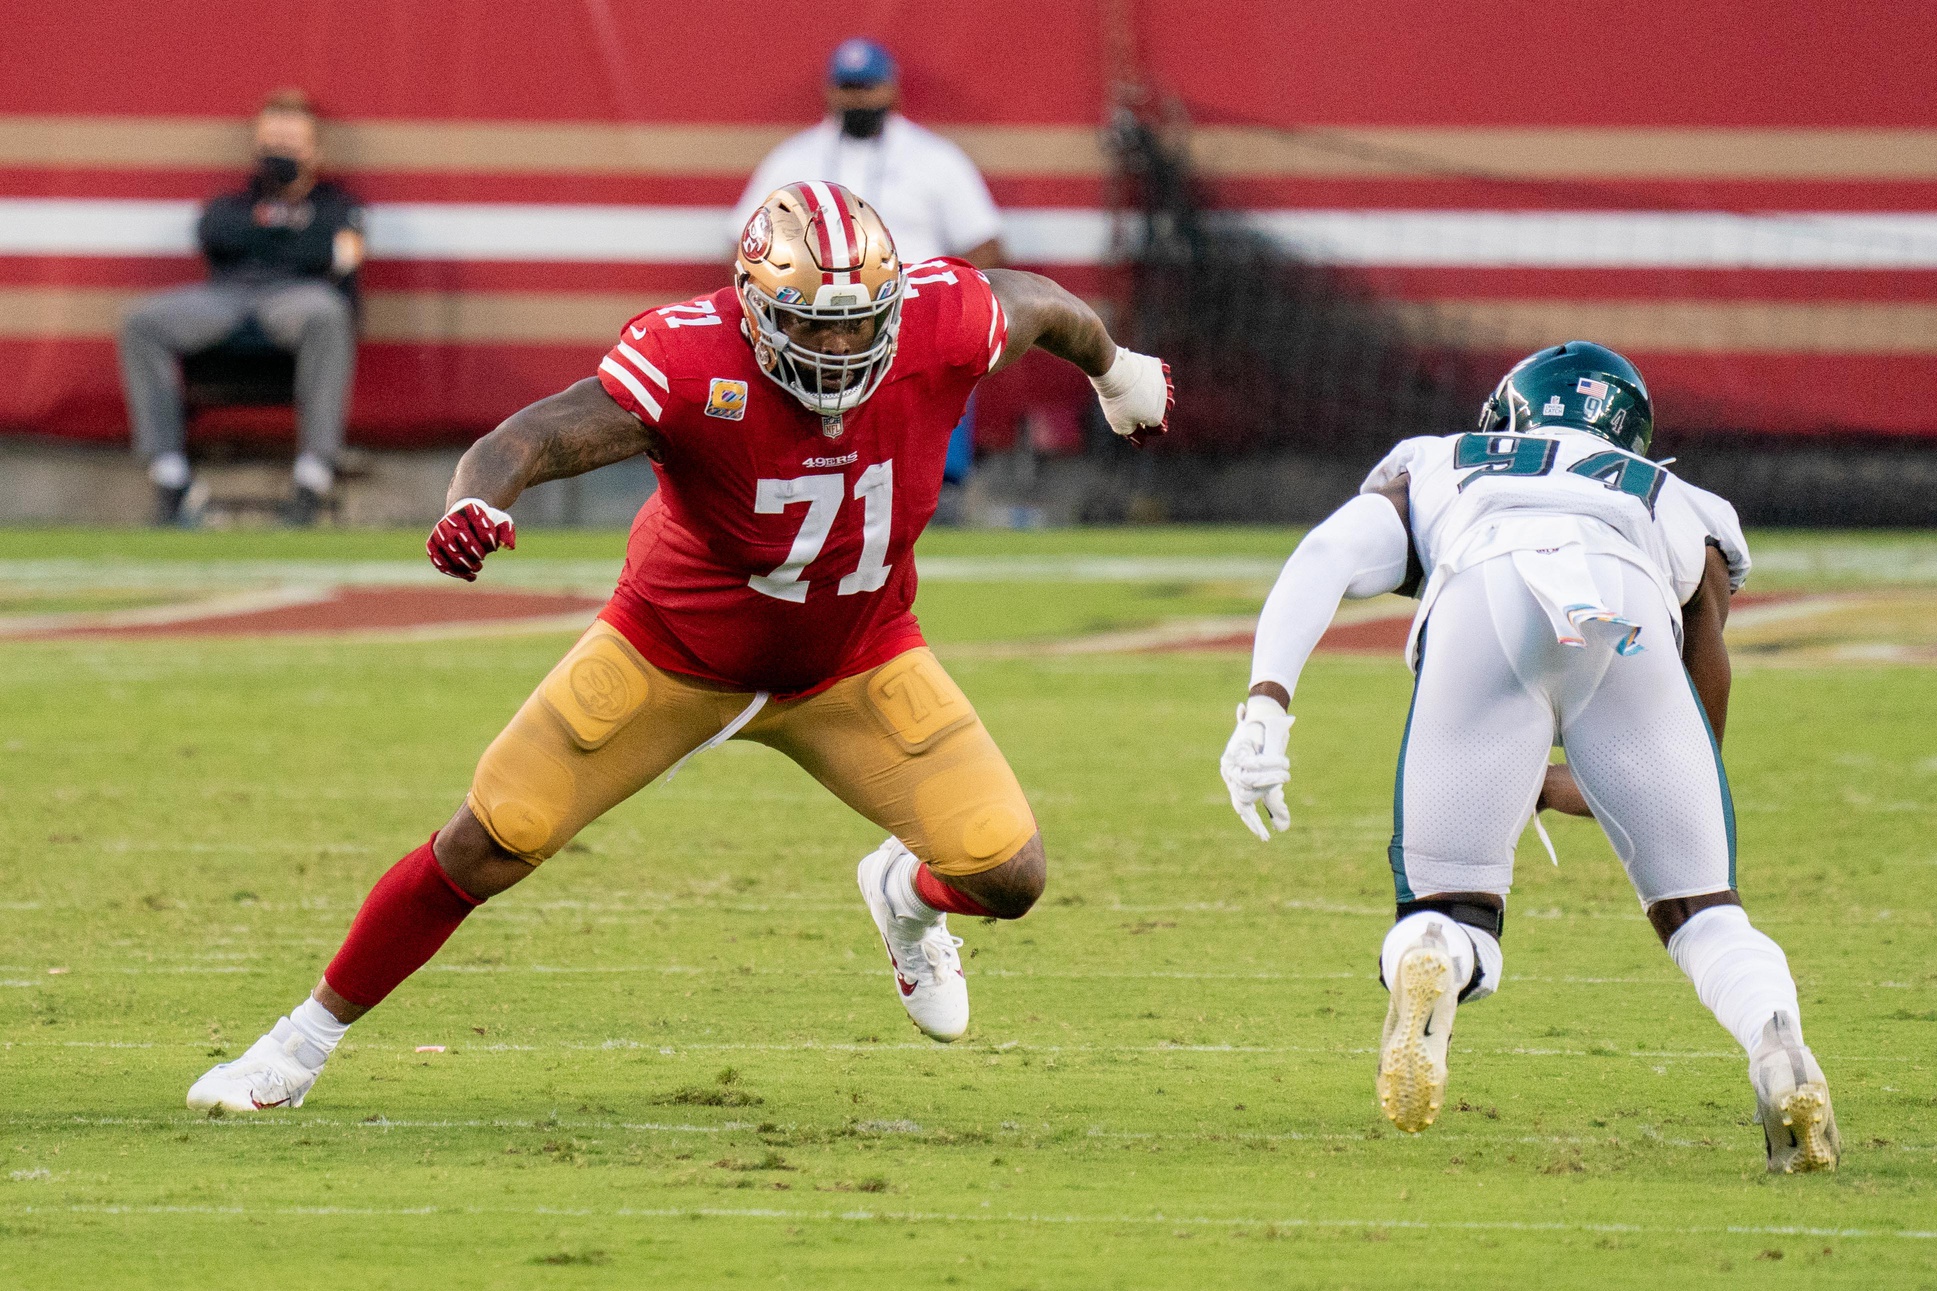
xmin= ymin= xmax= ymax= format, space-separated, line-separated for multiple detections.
xmin=282 ymin=485 xmax=328 ymax=528
xmin=153 ymin=481 xmax=193 ymax=527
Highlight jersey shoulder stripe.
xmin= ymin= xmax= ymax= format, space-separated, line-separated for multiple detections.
xmin=613 ymin=340 xmax=669 ymax=391
xmin=599 ymin=356 xmax=663 ymax=422
xmin=599 ymin=288 xmax=741 ymax=423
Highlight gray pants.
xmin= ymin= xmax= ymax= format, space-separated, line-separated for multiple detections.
xmin=117 ymin=279 xmax=355 ymax=467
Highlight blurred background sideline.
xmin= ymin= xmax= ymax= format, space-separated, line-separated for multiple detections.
xmin=3 ymin=0 xmax=1935 ymax=527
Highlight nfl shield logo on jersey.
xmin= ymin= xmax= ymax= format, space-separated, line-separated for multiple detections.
xmin=707 ymin=378 xmax=748 ymax=421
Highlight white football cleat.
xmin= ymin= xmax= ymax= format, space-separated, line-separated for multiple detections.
xmin=1377 ymin=925 xmax=1459 ymax=1133
xmin=186 ymin=1019 xmax=324 ymax=1112
xmin=1749 ymin=1011 xmax=1841 ymax=1173
xmin=856 ymin=842 xmax=970 ymax=1042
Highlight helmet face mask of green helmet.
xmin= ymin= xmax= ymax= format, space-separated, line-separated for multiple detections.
xmin=1477 ymin=341 xmax=1654 ymax=455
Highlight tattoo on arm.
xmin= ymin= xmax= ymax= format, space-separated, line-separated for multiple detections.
xmin=985 ymin=268 xmax=1115 ymax=376
xmin=446 ymin=378 xmax=661 ymax=510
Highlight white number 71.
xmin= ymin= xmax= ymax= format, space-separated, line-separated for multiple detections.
xmin=747 ymin=461 xmax=894 ymax=602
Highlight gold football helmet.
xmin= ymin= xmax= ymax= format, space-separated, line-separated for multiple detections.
xmin=734 ymin=181 xmax=904 ymax=415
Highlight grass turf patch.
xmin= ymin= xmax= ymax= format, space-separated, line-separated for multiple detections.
xmin=1 ymin=529 xmax=1934 ymax=1288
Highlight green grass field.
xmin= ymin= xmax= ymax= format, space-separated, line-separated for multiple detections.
xmin=2 ymin=527 xmax=1934 ymax=1289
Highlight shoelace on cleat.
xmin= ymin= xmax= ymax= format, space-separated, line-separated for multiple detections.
xmin=913 ymin=933 xmax=965 ymax=978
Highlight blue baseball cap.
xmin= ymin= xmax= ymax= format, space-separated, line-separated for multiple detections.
xmin=828 ymin=38 xmax=897 ymax=88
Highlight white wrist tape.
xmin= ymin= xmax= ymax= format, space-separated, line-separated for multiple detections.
xmin=1090 ymin=346 xmax=1138 ymax=399
xmin=1087 ymin=347 xmax=1168 ymax=436
xmin=1239 ymin=692 xmax=1290 ymax=729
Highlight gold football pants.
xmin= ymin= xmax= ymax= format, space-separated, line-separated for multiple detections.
xmin=467 ymin=621 xmax=1037 ymax=875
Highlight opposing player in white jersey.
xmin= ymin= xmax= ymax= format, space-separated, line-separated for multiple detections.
xmin=1220 ymin=342 xmax=1839 ymax=1172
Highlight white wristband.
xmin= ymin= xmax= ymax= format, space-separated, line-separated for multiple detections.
xmin=1240 ymin=693 xmax=1290 ymax=726
xmin=448 ymin=497 xmax=513 ymax=526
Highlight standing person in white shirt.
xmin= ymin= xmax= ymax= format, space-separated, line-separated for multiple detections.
xmin=734 ymin=38 xmax=1003 ymax=494
xmin=1218 ymin=342 xmax=1840 ymax=1172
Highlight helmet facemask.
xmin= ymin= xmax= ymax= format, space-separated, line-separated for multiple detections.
xmin=740 ymin=276 xmax=904 ymax=415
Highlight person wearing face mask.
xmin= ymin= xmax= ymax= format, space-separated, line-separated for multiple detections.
xmin=117 ymin=89 xmax=365 ymax=526
xmin=732 ymin=39 xmax=1003 ymax=504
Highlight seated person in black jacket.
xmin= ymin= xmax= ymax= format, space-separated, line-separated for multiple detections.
xmin=117 ymin=89 xmax=365 ymax=525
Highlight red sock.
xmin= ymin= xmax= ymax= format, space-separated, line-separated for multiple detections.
xmin=914 ymin=862 xmax=996 ymax=918
xmin=323 ymin=834 xmax=482 ymax=1009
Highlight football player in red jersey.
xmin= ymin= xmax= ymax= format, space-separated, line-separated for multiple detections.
xmin=188 ymin=181 xmax=1172 ymax=1112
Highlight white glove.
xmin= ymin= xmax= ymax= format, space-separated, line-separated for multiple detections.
xmin=1220 ymin=694 xmax=1294 ymax=842
xmin=1088 ymin=347 xmax=1172 ymax=445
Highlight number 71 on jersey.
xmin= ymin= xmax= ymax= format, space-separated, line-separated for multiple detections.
xmin=747 ymin=461 xmax=895 ymax=602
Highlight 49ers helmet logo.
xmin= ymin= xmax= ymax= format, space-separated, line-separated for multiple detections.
xmin=740 ymin=207 xmax=773 ymax=262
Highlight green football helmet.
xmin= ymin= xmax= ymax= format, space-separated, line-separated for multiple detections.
xmin=1476 ymin=341 xmax=1654 ymax=454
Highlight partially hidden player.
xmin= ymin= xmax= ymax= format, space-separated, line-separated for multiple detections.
xmin=1218 ymin=343 xmax=1839 ymax=1172
xmin=189 ymin=182 xmax=1171 ymax=1111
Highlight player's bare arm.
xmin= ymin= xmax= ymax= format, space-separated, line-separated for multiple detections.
xmin=987 ymin=268 xmax=1173 ymax=443
xmin=447 ymin=377 xmax=662 ymax=511
xmin=426 ymin=379 xmax=662 ymax=581
xmin=985 ymin=269 xmax=1114 ymax=376
xmin=1680 ymin=542 xmax=1733 ymax=739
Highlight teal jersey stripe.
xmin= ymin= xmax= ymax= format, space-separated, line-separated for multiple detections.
xmin=1388 ymin=626 xmax=1429 ymax=903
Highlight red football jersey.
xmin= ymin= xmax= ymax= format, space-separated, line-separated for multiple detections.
xmin=593 ymin=258 xmax=1008 ymax=697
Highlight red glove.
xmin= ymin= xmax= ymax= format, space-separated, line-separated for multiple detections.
xmin=427 ymin=498 xmax=516 ymax=582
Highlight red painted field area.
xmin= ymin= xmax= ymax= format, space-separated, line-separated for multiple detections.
xmin=16 ymin=585 xmax=1864 ymax=666
xmin=30 ymin=585 xmax=606 ymax=640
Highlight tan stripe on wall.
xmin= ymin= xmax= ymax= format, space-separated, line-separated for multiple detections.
xmin=8 ymin=286 xmax=1937 ymax=353
xmin=1392 ymin=299 xmax=1937 ymax=354
xmin=5 ymin=115 xmax=1937 ymax=181
xmin=1188 ymin=127 xmax=1937 ymax=181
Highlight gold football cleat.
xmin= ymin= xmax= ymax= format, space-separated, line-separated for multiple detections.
xmin=1751 ymin=1011 xmax=1841 ymax=1173
xmin=1377 ymin=926 xmax=1460 ymax=1134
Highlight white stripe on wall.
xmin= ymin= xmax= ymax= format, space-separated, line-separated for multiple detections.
xmin=1243 ymin=210 xmax=1937 ymax=268
xmin=2 ymin=199 xmax=1935 ymax=269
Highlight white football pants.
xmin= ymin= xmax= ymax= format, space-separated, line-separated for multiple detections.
xmin=1389 ymin=552 xmax=1734 ymax=904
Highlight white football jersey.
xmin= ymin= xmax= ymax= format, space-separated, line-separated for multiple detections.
xmin=1362 ymin=428 xmax=1749 ymax=662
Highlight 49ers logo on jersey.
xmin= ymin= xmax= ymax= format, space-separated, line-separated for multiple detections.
xmin=740 ymin=207 xmax=773 ymax=262
xmin=707 ymin=378 xmax=749 ymax=420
